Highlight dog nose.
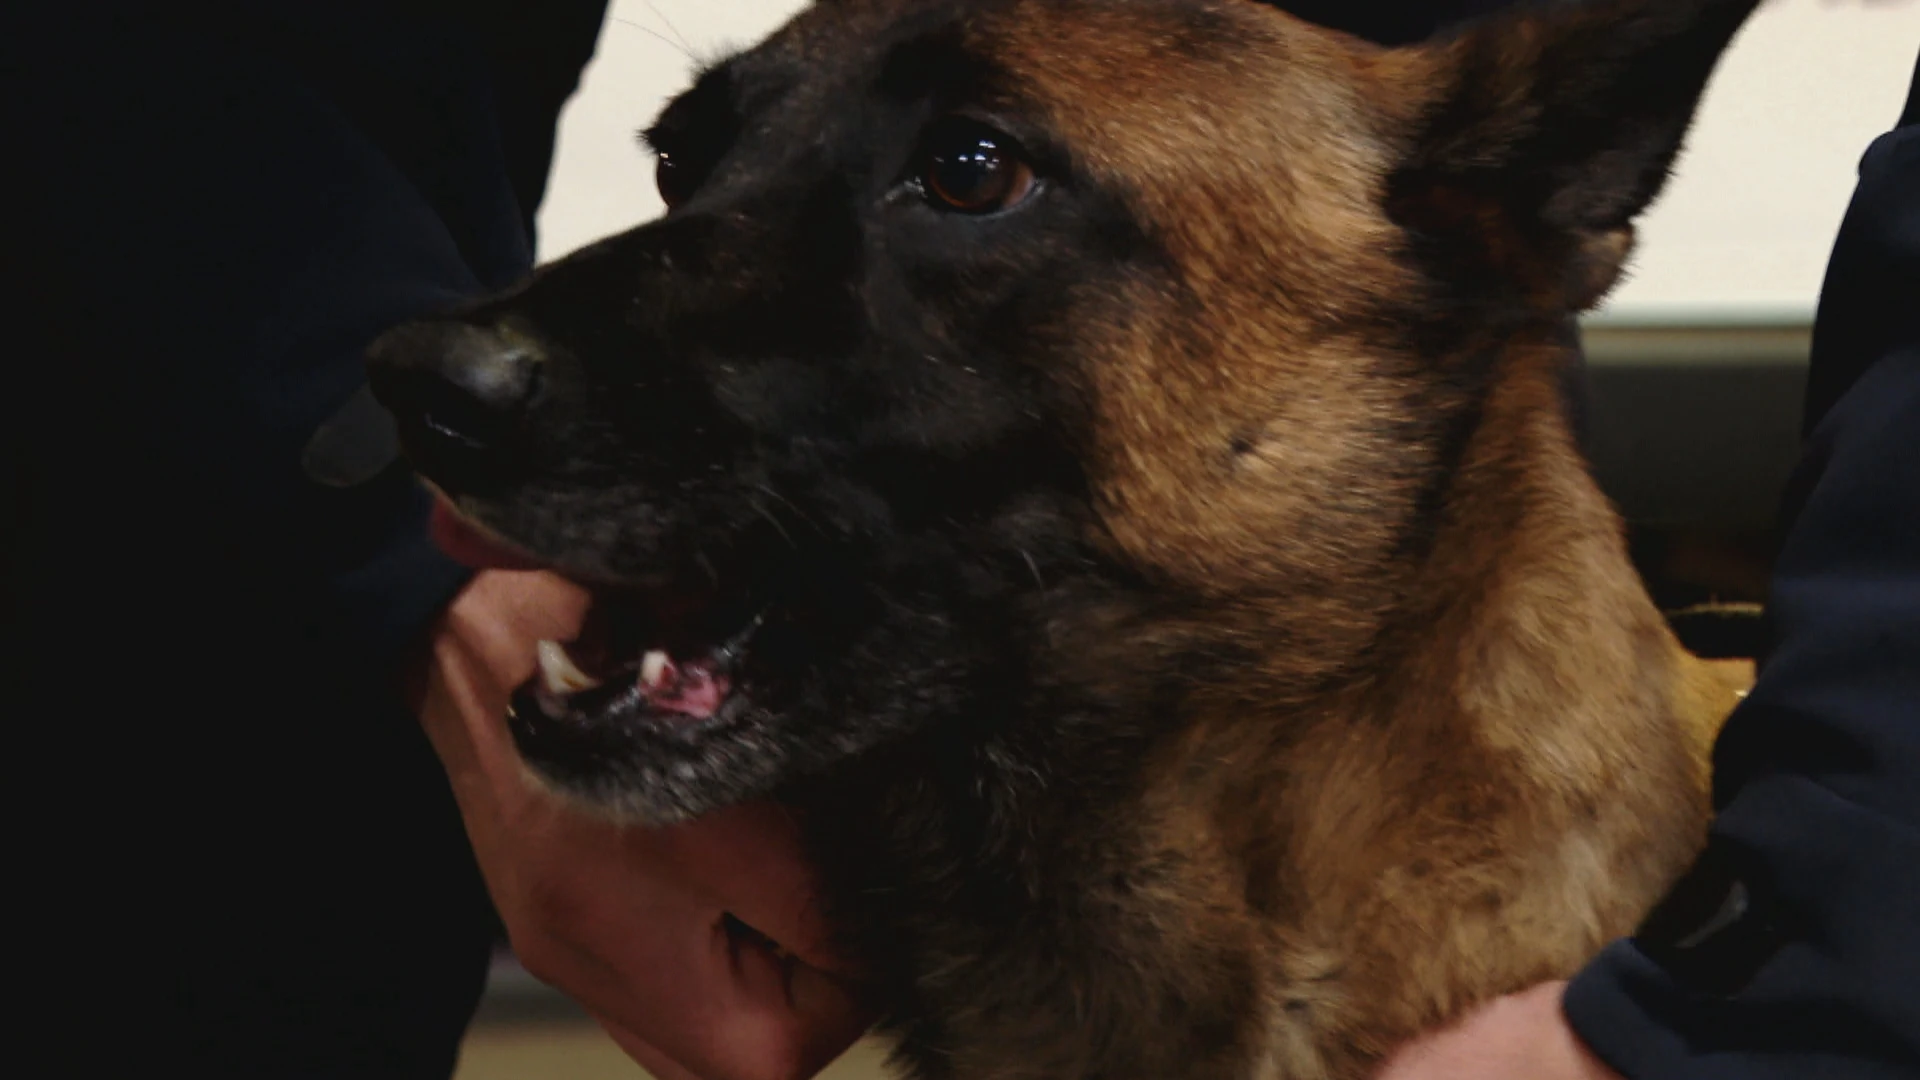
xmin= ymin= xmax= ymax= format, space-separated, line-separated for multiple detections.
xmin=364 ymin=320 xmax=545 ymax=486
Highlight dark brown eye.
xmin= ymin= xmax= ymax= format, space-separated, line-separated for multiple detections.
xmin=656 ymin=150 xmax=696 ymax=209
xmin=923 ymin=125 xmax=1036 ymax=214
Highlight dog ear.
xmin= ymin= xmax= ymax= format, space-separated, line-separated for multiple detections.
xmin=1384 ymin=0 xmax=1761 ymax=309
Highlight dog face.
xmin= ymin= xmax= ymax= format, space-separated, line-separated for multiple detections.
xmin=367 ymin=0 xmax=1755 ymax=822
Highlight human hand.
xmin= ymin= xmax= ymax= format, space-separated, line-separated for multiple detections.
xmin=414 ymin=568 xmax=875 ymax=1080
xmin=1374 ymin=982 xmax=1622 ymax=1080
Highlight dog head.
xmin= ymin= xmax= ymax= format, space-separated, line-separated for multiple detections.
xmin=367 ymin=0 xmax=1757 ymax=822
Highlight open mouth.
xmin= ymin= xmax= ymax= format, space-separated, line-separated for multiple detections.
xmin=522 ymin=598 xmax=764 ymax=730
xmin=428 ymin=497 xmax=768 ymax=734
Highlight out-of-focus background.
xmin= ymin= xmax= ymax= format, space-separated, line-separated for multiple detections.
xmin=461 ymin=1 xmax=1919 ymax=1076
xmin=534 ymin=0 xmax=1914 ymax=321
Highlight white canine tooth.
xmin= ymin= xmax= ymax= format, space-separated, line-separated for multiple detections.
xmin=640 ymin=650 xmax=671 ymax=689
xmin=537 ymin=640 xmax=602 ymax=695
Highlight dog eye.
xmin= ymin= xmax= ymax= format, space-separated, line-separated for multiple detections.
xmin=656 ymin=149 xmax=699 ymax=210
xmin=921 ymin=123 xmax=1036 ymax=215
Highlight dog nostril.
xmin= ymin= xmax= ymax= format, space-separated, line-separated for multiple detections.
xmin=418 ymin=342 xmax=538 ymax=455
xmin=364 ymin=319 xmax=549 ymax=485
xmin=418 ymin=375 xmax=512 ymax=453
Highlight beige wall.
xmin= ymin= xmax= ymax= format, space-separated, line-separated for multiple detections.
xmin=536 ymin=0 xmax=810 ymax=263
xmin=536 ymin=0 xmax=1920 ymax=321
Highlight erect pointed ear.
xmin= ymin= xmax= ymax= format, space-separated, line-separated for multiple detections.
xmin=1383 ymin=0 xmax=1762 ymax=310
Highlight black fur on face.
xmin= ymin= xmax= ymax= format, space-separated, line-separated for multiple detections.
xmin=368 ymin=4 xmax=1171 ymax=822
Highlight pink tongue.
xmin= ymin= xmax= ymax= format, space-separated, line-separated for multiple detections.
xmin=641 ymin=657 xmax=730 ymax=719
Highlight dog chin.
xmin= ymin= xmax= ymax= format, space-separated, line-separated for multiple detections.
xmin=506 ymin=689 xmax=799 ymax=826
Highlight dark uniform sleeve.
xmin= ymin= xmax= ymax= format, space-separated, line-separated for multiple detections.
xmin=15 ymin=3 xmax=477 ymax=673
xmin=8 ymin=1 xmax=606 ymax=1073
xmin=1563 ymin=59 xmax=1920 ymax=1079
xmin=5 ymin=0 xmax=611 ymax=670
xmin=12 ymin=0 xmax=607 ymax=673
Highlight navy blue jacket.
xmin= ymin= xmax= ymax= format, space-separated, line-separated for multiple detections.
xmin=1562 ymin=61 xmax=1920 ymax=1080
xmin=8 ymin=2 xmax=604 ymax=1072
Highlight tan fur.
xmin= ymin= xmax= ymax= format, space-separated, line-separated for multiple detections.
xmin=954 ymin=3 xmax=1750 ymax=1074
xmin=1081 ymin=340 xmax=1748 ymax=1075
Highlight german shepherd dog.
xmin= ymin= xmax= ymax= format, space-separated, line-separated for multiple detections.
xmin=367 ymin=0 xmax=1761 ymax=1075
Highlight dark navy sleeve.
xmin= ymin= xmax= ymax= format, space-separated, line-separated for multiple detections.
xmin=1563 ymin=61 xmax=1920 ymax=1079
xmin=12 ymin=0 xmax=603 ymax=673
xmin=6 ymin=3 xmax=608 ymax=1069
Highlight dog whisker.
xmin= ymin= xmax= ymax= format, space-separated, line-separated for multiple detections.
xmin=642 ymin=0 xmax=693 ymax=55
xmin=749 ymin=497 xmax=797 ymax=551
xmin=754 ymin=483 xmax=821 ymax=534
xmin=1020 ymin=548 xmax=1045 ymax=590
xmin=611 ymin=6 xmax=696 ymax=62
xmin=611 ymin=17 xmax=695 ymax=61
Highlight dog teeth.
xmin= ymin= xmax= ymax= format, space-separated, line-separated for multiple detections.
xmin=640 ymin=649 xmax=672 ymax=690
xmin=537 ymin=640 xmax=602 ymax=695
